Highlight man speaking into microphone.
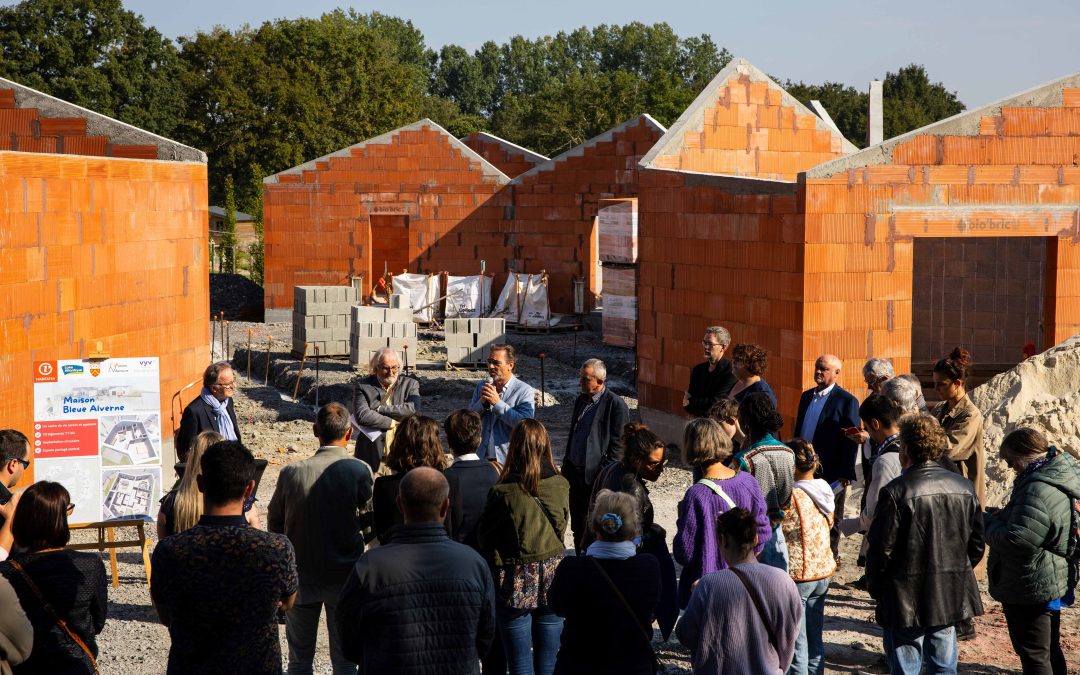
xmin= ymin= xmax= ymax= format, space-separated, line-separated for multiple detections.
xmin=467 ymin=344 xmax=535 ymax=466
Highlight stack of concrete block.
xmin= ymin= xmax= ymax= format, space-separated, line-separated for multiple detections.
xmin=350 ymin=306 xmax=418 ymax=369
xmin=292 ymin=286 xmax=359 ymax=356
xmin=445 ymin=318 xmax=506 ymax=367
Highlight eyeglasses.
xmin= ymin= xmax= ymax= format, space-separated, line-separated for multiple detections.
xmin=702 ymin=341 xmax=723 ymax=348
xmin=865 ymin=376 xmax=888 ymax=388
xmin=66 ymin=503 xmax=75 ymax=515
xmin=213 ymin=382 xmax=236 ymax=391
xmin=14 ymin=458 xmax=29 ymax=470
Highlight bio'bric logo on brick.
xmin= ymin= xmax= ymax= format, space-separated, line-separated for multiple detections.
xmin=61 ymin=365 xmax=84 ymax=375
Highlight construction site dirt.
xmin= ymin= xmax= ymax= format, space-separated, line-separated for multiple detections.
xmin=81 ymin=319 xmax=1079 ymax=674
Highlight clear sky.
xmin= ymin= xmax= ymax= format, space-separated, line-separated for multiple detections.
xmin=124 ymin=0 xmax=1078 ymax=109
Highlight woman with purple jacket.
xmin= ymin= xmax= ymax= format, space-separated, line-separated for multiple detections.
xmin=673 ymin=418 xmax=771 ymax=609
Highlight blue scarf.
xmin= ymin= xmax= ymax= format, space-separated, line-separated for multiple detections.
xmin=585 ymin=540 xmax=637 ymax=560
xmin=199 ymin=388 xmax=238 ymax=441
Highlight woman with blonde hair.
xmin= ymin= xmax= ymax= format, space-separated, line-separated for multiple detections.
xmin=371 ymin=415 xmax=447 ymax=544
xmin=673 ymin=417 xmax=770 ymax=609
xmin=479 ymin=419 xmax=569 ymax=675
xmin=158 ymin=430 xmax=222 ymax=538
xmin=549 ymin=489 xmax=661 ymax=674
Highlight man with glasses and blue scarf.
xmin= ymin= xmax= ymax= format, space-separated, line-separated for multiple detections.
xmin=175 ymin=361 xmax=241 ymax=463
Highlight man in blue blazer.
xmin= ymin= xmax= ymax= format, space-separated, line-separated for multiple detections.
xmin=794 ymin=354 xmax=861 ymax=562
xmin=468 ymin=344 xmax=535 ymax=465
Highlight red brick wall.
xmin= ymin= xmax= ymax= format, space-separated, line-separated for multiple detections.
xmin=0 ymin=153 xmax=209 ymax=484
xmin=649 ymin=74 xmax=846 ymax=181
xmin=509 ymin=117 xmax=663 ymax=313
xmin=636 ymin=169 xmax=805 ymax=426
xmin=0 ymin=88 xmax=158 ymax=158
xmin=461 ymin=133 xmax=543 ymax=179
xmin=801 ymin=88 xmax=1080 ymax=400
xmin=263 ymin=125 xmax=509 ymax=311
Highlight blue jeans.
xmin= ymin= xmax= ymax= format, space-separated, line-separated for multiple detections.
xmin=788 ymin=578 xmax=829 ymax=675
xmin=499 ymin=605 xmax=563 ymax=675
xmin=285 ymin=583 xmax=357 ymax=675
xmin=760 ymin=522 xmax=789 ymax=572
xmin=883 ymin=624 xmax=957 ymax=675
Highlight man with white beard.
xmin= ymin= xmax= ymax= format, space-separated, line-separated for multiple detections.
xmin=352 ymin=348 xmax=421 ymax=472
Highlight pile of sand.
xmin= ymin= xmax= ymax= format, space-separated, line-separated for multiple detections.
xmin=970 ymin=335 xmax=1080 ymax=507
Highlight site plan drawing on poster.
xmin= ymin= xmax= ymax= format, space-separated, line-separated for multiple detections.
xmin=32 ymin=358 xmax=163 ymax=524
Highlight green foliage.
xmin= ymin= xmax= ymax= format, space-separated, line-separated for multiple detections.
xmin=882 ymin=64 xmax=964 ymax=140
xmin=176 ymin=10 xmax=430 ymax=205
xmin=429 ymin=23 xmax=731 ymax=156
xmin=246 ymin=163 xmax=265 ymax=286
xmin=0 ymin=0 xmax=186 ymax=136
xmin=220 ymin=175 xmax=238 ymax=272
xmin=786 ymin=65 xmax=964 ymax=149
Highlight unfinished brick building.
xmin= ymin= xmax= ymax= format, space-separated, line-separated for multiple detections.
xmin=263 ymin=115 xmax=665 ymax=316
xmin=637 ymin=59 xmax=1080 ymax=436
xmin=460 ymin=132 xmax=548 ymax=179
xmin=0 ymin=77 xmax=209 ymax=475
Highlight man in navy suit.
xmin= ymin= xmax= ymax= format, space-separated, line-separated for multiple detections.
xmin=794 ymin=354 xmax=861 ymax=563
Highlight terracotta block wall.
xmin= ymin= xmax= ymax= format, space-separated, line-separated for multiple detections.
xmin=0 ymin=152 xmax=209 ymax=483
xmin=648 ymin=74 xmax=846 ymax=180
xmin=0 ymin=88 xmax=158 ymax=159
xmin=801 ymin=88 xmax=1080 ymax=399
xmin=461 ymin=133 xmax=544 ymax=179
xmin=263 ymin=125 xmax=509 ymax=312
xmin=636 ymin=169 xmax=805 ymax=426
xmin=509 ymin=117 xmax=663 ymax=313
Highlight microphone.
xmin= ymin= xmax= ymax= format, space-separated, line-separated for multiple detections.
xmin=483 ymin=376 xmax=493 ymax=409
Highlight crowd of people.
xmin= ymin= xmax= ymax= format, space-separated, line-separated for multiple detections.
xmin=0 ymin=332 xmax=1076 ymax=675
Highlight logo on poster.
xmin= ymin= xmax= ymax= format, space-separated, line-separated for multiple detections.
xmin=62 ymin=365 xmax=84 ymax=375
xmin=33 ymin=362 xmax=57 ymax=383
xmin=90 ymin=367 xmax=100 ymax=377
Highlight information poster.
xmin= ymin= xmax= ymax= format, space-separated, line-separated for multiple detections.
xmin=32 ymin=358 xmax=163 ymax=524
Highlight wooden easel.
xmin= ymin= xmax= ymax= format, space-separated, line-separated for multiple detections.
xmin=69 ymin=520 xmax=151 ymax=589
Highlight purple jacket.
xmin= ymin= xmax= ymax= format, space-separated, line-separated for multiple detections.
xmin=673 ymin=471 xmax=771 ymax=608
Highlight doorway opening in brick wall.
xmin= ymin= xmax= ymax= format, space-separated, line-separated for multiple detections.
xmin=368 ymin=214 xmax=410 ymax=286
xmin=911 ymin=236 xmax=1047 ymax=400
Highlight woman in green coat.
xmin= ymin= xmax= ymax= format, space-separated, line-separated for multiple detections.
xmin=984 ymin=428 xmax=1080 ymax=675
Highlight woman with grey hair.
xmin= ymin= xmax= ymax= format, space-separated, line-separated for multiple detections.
xmin=549 ymin=490 xmax=662 ymax=674
xmin=881 ymin=375 xmax=923 ymax=417
xmin=985 ymin=428 xmax=1080 ymax=675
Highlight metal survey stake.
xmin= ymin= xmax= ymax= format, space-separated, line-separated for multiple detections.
xmin=225 ymin=321 xmax=230 ymax=360
xmin=402 ymin=344 xmax=410 ymax=375
xmin=265 ymin=337 xmax=272 ymax=385
xmin=539 ymin=352 xmax=546 ymax=408
xmin=211 ymin=315 xmax=217 ymax=360
xmin=246 ymin=329 xmax=253 ymax=377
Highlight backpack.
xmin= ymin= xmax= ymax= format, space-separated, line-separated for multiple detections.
xmin=1064 ymin=495 xmax=1080 ymax=598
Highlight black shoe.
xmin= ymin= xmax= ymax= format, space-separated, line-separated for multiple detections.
xmin=849 ymin=575 xmax=868 ymax=591
xmin=956 ymin=618 xmax=975 ymax=641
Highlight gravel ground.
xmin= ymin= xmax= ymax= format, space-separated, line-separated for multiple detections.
xmin=89 ymin=319 xmax=1079 ymax=674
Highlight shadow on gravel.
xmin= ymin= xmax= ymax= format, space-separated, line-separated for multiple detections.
xmin=107 ymin=602 xmax=161 ymax=624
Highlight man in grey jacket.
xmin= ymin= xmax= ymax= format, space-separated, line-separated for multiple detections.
xmin=352 ymin=347 xmax=421 ymax=472
xmin=268 ymin=402 xmax=374 ymax=675
xmin=561 ymin=358 xmax=629 ymax=552
xmin=336 ymin=467 xmax=496 ymax=674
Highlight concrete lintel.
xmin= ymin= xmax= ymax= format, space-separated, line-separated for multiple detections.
xmin=462 ymin=132 xmax=549 ymax=165
xmin=508 ymin=114 xmax=667 ymax=185
xmin=264 ymin=308 xmax=291 ymax=323
xmin=640 ymin=57 xmax=859 ymax=171
xmin=0 ymin=76 xmax=206 ymax=163
xmin=642 ymin=167 xmax=798 ymax=195
xmin=809 ymin=100 xmax=845 ymax=139
xmin=264 ymin=118 xmax=511 ymax=185
xmin=806 ymin=70 xmax=1080 ymax=178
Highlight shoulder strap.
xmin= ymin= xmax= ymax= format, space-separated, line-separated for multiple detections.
xmin=728 ymin=565 xmax=779 ymax=650
xmin=8 ymin=560 xmax=99 ymax=674
xmin=695 ymin=478 xmax=736 ymax=509
xmin=528 ymin=488 xmax=560 ymax=539
xmin=588 ymin=557 xmax=659 ymax=668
